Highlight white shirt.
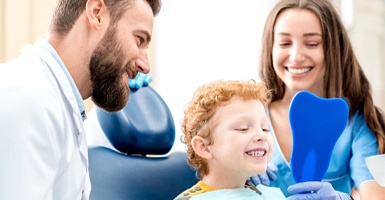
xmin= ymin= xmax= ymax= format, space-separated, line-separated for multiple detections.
xmin=0 ymin=39 xmax=90 ymax=200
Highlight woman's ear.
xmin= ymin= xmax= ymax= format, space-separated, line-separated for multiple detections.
xmin=191 ymin=136 xmax=212 ymax=159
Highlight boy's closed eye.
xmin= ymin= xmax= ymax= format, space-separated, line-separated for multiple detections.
xmin=262 ymin=128 xmax=270 ymax=132
xmin=235 ymin=128 xmax=249 ymax=132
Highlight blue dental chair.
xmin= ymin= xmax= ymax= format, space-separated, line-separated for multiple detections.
xmin=88 ymin=86 xmax=198 ymax=200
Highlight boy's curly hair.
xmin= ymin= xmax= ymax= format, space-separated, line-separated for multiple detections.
xmin=181 ymin=79 xmax=271 ymax=178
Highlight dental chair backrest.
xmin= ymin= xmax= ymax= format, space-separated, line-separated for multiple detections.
xmin=88 ymin=86 xmax=198 ymax=200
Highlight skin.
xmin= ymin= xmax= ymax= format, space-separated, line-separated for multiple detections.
xmin=269 ymin=8 xmax=385 ymax=200
xmin=46 ymin=0 xmax=154 ymax=112
xmin=270 ymin=8 xmax=325 ymax=162
xmin=192 ymin=97 xmax=273 ymax=189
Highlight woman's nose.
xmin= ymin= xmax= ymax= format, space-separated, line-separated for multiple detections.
xmin=289 ymin=44 xmax=305 ymax=64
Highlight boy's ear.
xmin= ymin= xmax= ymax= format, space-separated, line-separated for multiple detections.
xmin=191 ymin=136 xmax=212 ymax=159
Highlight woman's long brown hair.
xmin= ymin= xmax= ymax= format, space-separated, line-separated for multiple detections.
xmin=259 ymin=0 xmax=385 ymax=153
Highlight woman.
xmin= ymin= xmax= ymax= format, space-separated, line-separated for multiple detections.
xmin=258 ymin=0 xmax=385 ymax=199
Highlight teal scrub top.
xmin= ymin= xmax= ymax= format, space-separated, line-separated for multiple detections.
xmin=268 ymin=110 xmax=378 ymax=197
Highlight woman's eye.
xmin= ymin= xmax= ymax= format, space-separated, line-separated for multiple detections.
xmin=275 ymin=38 xmax=291 ymax=46
xmin=277 ymin=41 xmax=291 ymax=47
xmin=278 ymin=42 xmax=290 ymax=47
xmin=306 ymin=43 xmax=319 ymax=47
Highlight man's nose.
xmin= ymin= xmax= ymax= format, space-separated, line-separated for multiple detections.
xmin=135 ymin=51 xmax=150 ymax=74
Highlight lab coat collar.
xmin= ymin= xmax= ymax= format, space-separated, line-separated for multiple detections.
xmin=34 ymin=38 xmax=87 ymax=121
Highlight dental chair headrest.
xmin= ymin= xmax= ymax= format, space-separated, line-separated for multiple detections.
xmin=95 ymin=86 xmax=175 ymax=155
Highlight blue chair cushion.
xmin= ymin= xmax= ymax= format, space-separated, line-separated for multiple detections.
xmin=95 ymin=86 xmax=175 ymax=155
xmin=88 ymin=146 xmax=198 ymax=200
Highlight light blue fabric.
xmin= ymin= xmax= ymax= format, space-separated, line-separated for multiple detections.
xmin=190 ymin=185 xmax=285 ymax=200
xmin=268 ymin=110 xmax=378 ymax=197
xmin=35 ymin=39 xmax=87 ymax=121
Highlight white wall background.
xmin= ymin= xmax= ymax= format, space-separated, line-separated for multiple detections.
xmin=152 ymin=0 xmax=274 ymax=152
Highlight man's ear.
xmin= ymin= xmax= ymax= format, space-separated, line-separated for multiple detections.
xmin=85 ymin=0 xmax=108 ymax=29
xmin=191 ymin=136 xmax=212 ymax=159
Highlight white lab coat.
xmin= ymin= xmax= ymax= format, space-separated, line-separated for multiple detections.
xmin=0 ymin=39 xmax=90 ymax=199
xmin=84 ymin=107 xmax=116 ymax=150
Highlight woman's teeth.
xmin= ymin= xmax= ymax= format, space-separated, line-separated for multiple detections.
xmin=287 ymin=67 xmax=310 ymax=74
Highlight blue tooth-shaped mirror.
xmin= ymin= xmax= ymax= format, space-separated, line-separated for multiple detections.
xmin=289 ymin=90 xmax=349 ymax=183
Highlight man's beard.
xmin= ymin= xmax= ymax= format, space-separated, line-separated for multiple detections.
xmin=89 ymin=26 xmax=132 ymax=112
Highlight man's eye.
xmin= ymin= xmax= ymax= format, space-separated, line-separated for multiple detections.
xmin=138 ymin=36 xmax=145 ymax=45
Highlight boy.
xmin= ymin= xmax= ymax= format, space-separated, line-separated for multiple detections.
xmin=175 ymin=79 xmax=285 ymax=199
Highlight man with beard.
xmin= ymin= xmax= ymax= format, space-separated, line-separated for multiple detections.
xmin=0 ymin=0 xmax=161 ymax=199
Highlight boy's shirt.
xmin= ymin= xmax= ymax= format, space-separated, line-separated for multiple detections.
xmin=175 ymin=181 xmax=285 ymax=200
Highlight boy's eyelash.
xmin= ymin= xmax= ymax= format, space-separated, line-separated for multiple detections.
xmin=236 ymin=128 xmax=248 ymax=131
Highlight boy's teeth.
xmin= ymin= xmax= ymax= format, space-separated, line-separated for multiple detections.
xmin=247 ymin=150 xmax=265 ymax=156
